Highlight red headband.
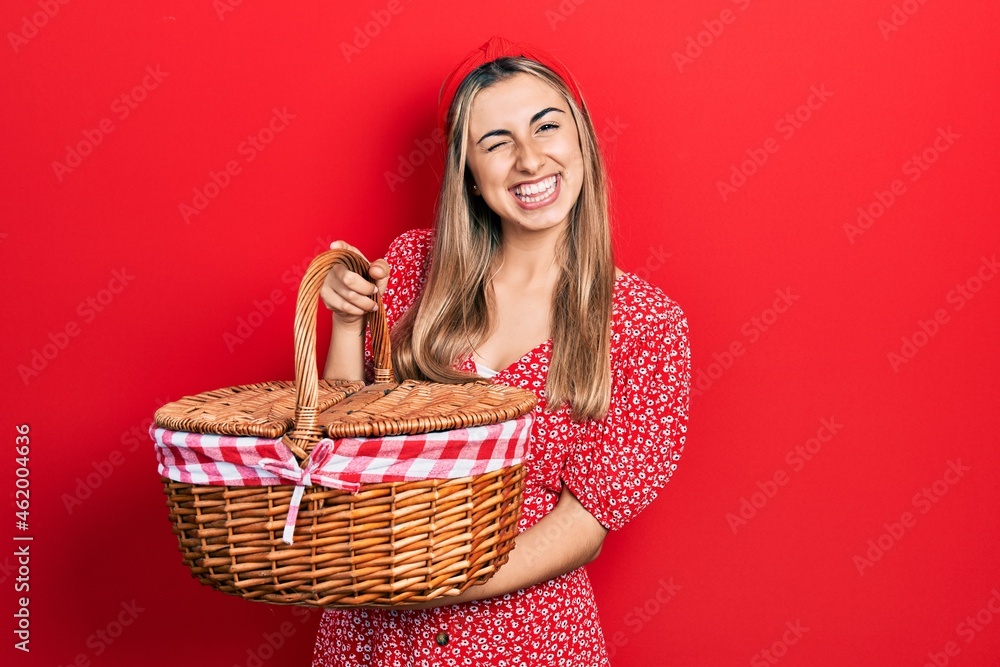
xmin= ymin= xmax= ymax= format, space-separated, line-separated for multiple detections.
xmin=436 ymin=36 xmax=585 ymax=140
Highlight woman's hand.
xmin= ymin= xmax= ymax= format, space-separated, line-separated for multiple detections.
xmin=321 ymin=241 xmax=391 ymax=381
xmin=320 ymin=241 xmax=391 ymax=330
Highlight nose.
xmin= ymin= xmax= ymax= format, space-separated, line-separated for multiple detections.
xmin=515 ymin=137 xmax=545 ymax=174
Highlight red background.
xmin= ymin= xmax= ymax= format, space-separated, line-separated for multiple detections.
xmin=3 ymin=1 xmax=999 ymax=665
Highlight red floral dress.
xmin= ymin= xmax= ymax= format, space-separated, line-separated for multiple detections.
xmin=312 ymin=229 xmax=690 ymax=667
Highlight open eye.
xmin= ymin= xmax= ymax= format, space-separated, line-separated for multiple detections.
xmin=537 ymin=122 xmax=559 ymax=132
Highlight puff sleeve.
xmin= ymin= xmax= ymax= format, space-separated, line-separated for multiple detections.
xmin=560 ymin=283 xmax=691 ymax=532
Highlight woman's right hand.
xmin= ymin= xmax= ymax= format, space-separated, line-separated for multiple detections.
xmin=320 ymin=241 xmax=391 ymax=329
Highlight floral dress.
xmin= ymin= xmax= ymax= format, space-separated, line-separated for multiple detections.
xmin=312 ymin=229 xmax=691 ymax=666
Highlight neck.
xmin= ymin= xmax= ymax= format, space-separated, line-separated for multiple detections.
xmin=495 ymin=223 xmax=564 ymax=285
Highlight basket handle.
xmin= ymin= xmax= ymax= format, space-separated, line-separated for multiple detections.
xmin=282 ymin=248 xmax=394 ymax=458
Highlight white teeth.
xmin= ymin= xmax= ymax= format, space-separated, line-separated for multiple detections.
xmin=513 ymin=175 xmax=557 ymax=202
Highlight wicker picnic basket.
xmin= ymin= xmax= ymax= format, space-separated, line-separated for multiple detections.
xmin=152 ymin=248 xmax=536 ymax=608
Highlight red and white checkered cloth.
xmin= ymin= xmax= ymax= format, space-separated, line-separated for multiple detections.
xmin=150 ymin=415 xmax=532 ymax=543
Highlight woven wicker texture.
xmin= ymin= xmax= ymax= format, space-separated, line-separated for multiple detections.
xmin=153 ymin=380 xmax=365 ymax=439
xmin=318 ymin=379 xmax=538 ymax=438
xmin=154 ymin=248 xmax=536 ymax=607
xmin=163 ymin=466 xmax=524 ymax=606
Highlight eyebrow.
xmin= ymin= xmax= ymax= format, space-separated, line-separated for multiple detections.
xmin=475 ymin=107 xmax=565 ymax=145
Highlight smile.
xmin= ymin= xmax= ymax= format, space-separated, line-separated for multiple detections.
xmin=511 ymin=174 xmax=559 ymax=205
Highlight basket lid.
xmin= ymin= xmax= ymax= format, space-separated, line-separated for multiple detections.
xmin=153 ymin=378 xmax=536 ymax=439
xmin=318 ymin=379 xmax=537 ymax=438
xmin=153 ymin=379 xmax=364 ymax=438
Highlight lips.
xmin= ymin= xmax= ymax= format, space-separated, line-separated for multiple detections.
xmin=511 ymin=174 xmax=559 ymax=205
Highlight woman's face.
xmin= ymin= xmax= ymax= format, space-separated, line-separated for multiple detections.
xmin=464 ymin=72 xmax=585 ymax=238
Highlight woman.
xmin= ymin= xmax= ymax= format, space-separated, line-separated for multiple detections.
xmin=314 ymin=36 xmax=690 ymax=666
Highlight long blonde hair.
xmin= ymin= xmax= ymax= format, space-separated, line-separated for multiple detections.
xmin=392 ymin=57 xmax=614 ymax=421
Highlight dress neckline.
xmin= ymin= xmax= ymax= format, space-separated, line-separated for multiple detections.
xmin=470 ymin=272 xmax=636 ymax=379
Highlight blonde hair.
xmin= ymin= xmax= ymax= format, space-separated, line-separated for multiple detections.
xmin=392 ymin=57 xmax=614 ymax=421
